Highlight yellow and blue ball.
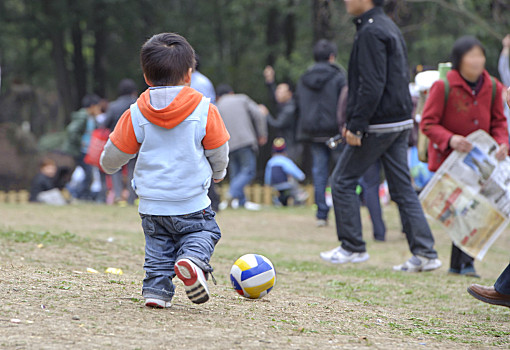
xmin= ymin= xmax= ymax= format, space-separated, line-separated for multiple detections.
xmin=230 ymin=254 xmax=276 ymax=299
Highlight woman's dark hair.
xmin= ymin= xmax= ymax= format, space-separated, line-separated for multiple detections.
xmin=451 ymin=36 xmax=486 ymax=71
xmin=372 ymin=0 xmax=384 ymax=6
xmin=140 ymin=33 xmax=195 ymax=86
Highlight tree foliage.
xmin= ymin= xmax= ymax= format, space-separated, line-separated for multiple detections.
xmin=0 ymin=0 xmax=508 ymax=135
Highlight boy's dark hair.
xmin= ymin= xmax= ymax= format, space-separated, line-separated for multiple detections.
xmin=451 ymin=36 xmax=486 ymax=71
xmin=216 ymin=84 xmax=234 ymax=98
xmin=313 ymin=39 xmax=337 ymax=62
xmin=117 ymin=78 xmax=137 ymax=96
xmin=81 ymin=94 xmax=101 ymax=108
xmin=372 ymin=0 xmax=384 ymax=6
xmin=140 ymin=33 xmax=196 ymax=86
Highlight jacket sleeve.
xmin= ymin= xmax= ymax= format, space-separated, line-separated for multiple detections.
xmin=205 ymin=142 xmax=229 ymax=180
xmin=420 ymin=80 xmax=454 ymax=153
xmin=267 ymin=103 xmax=295 ymax=129
xmin=202 ymin=104 xmax=230 ymax=150
xmin=264 ymin=163 xmax=271 ymax=185
xmin=246 ymin=96 xmax=268 ymax=138
xmin=108 ymin=109 xmax=141 ymax=154
xmin=100 ymin=139 xmax=136 ymax=174
xmin=498 ymin=53 xmax=510 ymax=87
xmin=347 ymin=30 xmax=387 ymax=134
xmin=490 ymin=81 xmax=510 ymax=147
xmin=283 ymin=158 xmax=305 ymax=182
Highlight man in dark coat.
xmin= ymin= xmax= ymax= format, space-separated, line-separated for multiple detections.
xmin=295 ymin=39 xmax=346 ymax=227
xmin=321 ymin=0 xmax=441 ymax=272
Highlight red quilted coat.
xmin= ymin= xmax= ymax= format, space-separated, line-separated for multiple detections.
xmin=420 ymin=69 xmax=509 ymax=172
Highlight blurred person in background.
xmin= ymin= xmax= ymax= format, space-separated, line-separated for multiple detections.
xmin=216 ymin=84 xmax=267 ymax=211
xmin=104 ymin=79 xmax=138 ymax=205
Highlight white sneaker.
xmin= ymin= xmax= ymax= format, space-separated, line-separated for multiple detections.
xmin=393 ymin=256 xmax=442 ymax=272
xmin=174 ymin=259 xmax=210 ymax=304
xmin=145 ymin=298 xmax=172 ymax=308
xmin=320 ymin=246 xmax=342 ymax=261
xmin=316 ymin=219 xmax=328 ymax=227
xmin=322 ymin=247 xmax=370 ymax=264
xmin=218 ymin=200 xmax=229 ymax=211
xmin=231 ymin=198 xmax=240 ymax=209
xmin=243 ymin=201 xmax=261 ymax=211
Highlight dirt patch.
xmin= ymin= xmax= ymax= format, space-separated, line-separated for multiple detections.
xmin=0 ymin=203 xmax=509 ymax=349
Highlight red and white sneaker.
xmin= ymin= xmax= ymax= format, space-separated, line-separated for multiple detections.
xmin=144 ymin=298 xmax=172 ymax=308
xmin=174 ymin=259 xmax=210 ymax=304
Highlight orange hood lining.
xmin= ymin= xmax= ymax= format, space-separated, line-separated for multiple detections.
xmin=137 ymin=86 xmax=203 ymax=129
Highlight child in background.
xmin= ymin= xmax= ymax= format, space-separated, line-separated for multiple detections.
xmin=29 ymin=158 xmax=66 ymax=205
xmin=100 ymin=33 xmax=230 ymax=308
xmin=264 ymin=138 xmax=308 ymax=206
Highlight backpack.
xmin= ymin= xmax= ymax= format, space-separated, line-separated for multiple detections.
xmin=417 ymin=76 xmax=497 ymax=163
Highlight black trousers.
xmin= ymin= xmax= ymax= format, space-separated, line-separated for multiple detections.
xmin=450 ymin=244 xmax=474 ymax=270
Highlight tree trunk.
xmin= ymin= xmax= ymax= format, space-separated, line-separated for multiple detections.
xmin=72 ymin=21 xmax=87 ymax=109
xmin=266 ymin=6 xmax=280 ymax=66
xmin=312 ymin=0 xmax=333 ymax=42
xmin=92 ymin=0 xmax=107 ymax=97
xmin=283 ymin=0 xmax=296 ymax=58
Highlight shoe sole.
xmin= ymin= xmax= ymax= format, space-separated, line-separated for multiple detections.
xmin=330 ymin=254 xmax=370 ymax=264
xmin=145 ymin=299 xmax=171 ymax=308
xmin=467 ymin=287 xmax=510 ymax=307
xmin=174 ymin=260 xmax=210 ymax=304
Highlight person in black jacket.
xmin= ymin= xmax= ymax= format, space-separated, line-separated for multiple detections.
xmin=321 ymin=0 xmax=441 ymax=272
xmin=295 ymin=40 xmax=347 ymax=227
xmin=261 ymin=65 xmax=300 ymax=162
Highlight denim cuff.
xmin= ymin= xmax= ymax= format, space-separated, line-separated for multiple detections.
xmin=178 ymin=255 xmax=214 ymax=274
xmin=142 ymin=288 xmax=174 ymax=302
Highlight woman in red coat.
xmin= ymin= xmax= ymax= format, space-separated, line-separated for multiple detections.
xmin=421 ymin=36 xmax=509 ymax=278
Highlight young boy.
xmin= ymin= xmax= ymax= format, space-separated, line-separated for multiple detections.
xmin=264 ymin=138 xmax=307 ymax=206
xmin=100 ymin=33 xmax=230 ymax=308
xmin=29 ymin=158 xmax=60 ymax=203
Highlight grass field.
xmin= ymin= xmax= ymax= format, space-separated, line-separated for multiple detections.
xmin=1 ymin=202 xmax=509 ymax=349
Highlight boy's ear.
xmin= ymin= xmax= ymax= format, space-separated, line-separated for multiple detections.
xmin=183 ymin=68 xmax=193 ymax=85
xmin=143 ymin=74 xmax=153 ymax=87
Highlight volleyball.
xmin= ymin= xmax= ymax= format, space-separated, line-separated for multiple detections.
xmin=230 ymin=254 xmax=276 ymax=299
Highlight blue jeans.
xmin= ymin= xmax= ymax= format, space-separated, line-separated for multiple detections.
xmin=141 ymin=206 xmax=221 ymax=302
xmin=310 ymin=143 xmax=342 ymax=220
xmin=495 ymin=264 xmax=510 ymax=295
xmin=359 ymin=160 xmax=386 ymax=241
xmin=331 ymin=129 xmax=437 ymax=258
xmin=75 ymin=152 xmax=93 ymax=200
xmin=228 ymin=146 xmax=256 ymax=205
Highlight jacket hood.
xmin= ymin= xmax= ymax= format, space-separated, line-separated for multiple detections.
xmin=137 ymin=86 xmax=203 ymax=129
xmin=301 ymin=63 xmax=342 ymax=90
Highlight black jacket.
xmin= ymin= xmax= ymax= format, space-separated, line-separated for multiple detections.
xmin=346 ymin=6 xmax=413 ymax=135
xmin=265 ymin=82 xmax=297 ymax=147
xmin=104 ymin=94 xmax=137 ymax=130
xmin=296 ymin=62 xmax=346 ymax=142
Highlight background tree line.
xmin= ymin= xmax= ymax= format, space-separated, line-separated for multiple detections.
xmin=0 ymin=0 xmax=509 ymax=139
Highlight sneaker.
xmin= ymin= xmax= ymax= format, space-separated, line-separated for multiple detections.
xmin=174 ymin=259 xmax=210 ymax=304
xmin=218 ymin=200 xmax=229 ymax=211
xmin=243 ymin=201 xmax=261 ymax=211
xmin=145 ymin=298 xmax=172 ymax=308
xmin=393 ymin=255 xmax=442 ymax=272
xmin=322 ymin=246 xmax=370 ymax=264
xmin=316 ymin=219 xmax=328 ymax=227
xmin=320 ymin=246 xmax=342 ymax=261
xmin=231 ymin=198 xmax=240 ymax=209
